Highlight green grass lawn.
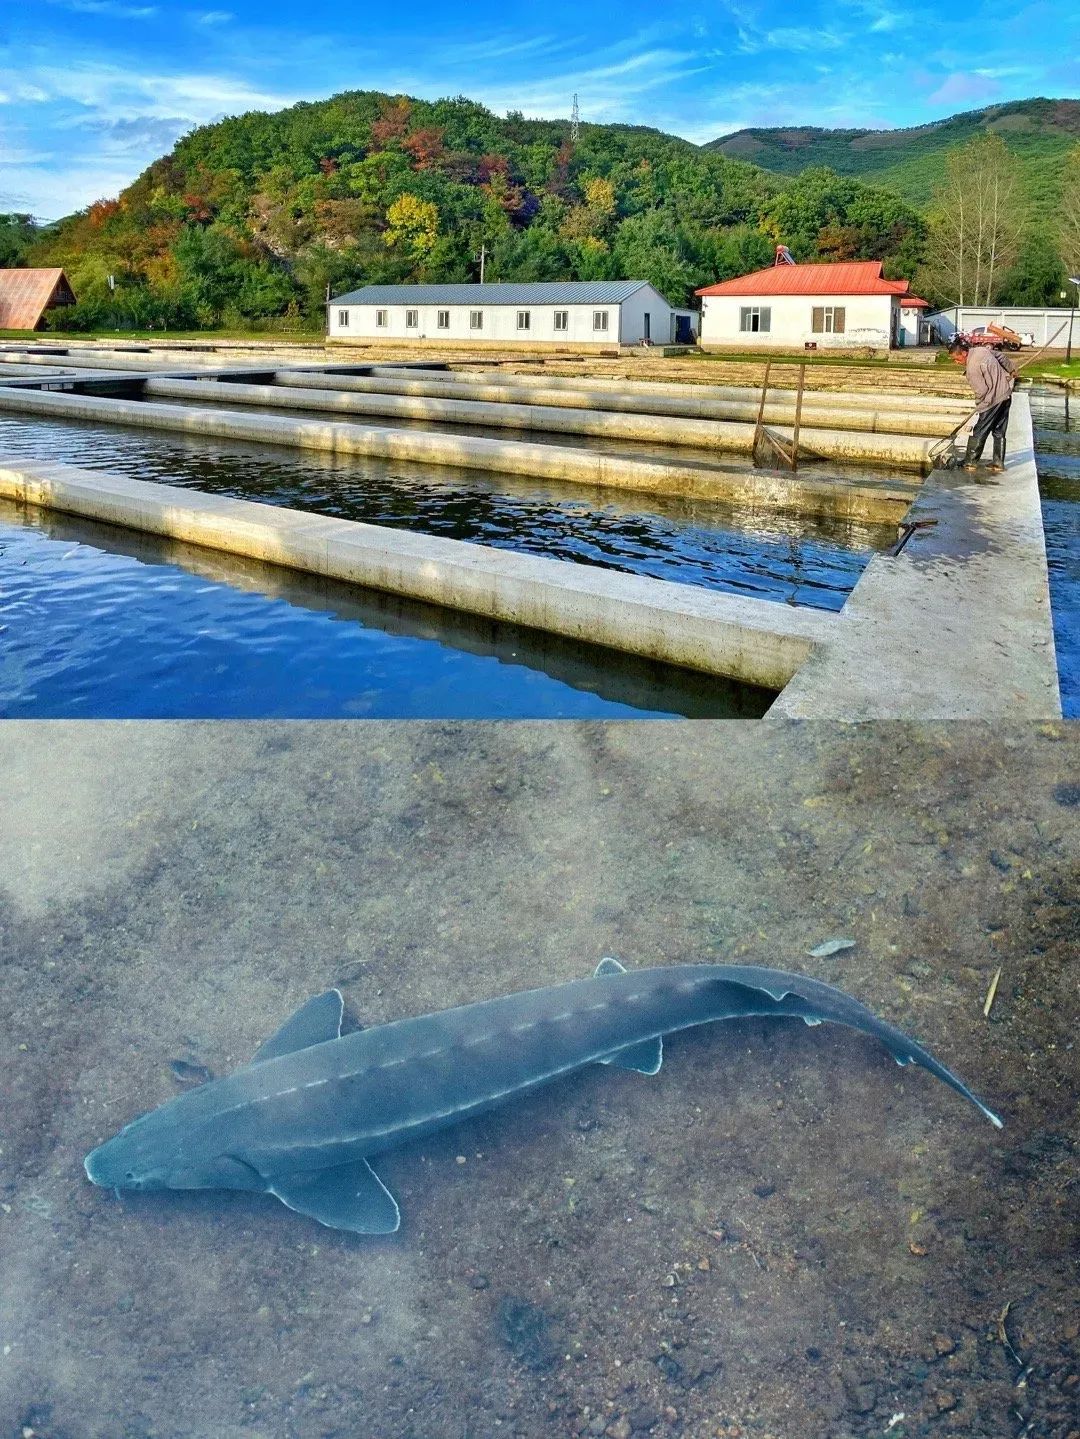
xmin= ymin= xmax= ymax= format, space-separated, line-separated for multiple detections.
xmin=685 ymin=348 xmax=942 ymax=371
xmin=1025 ymin=359 xmax=1080 ymax=380
xmin=0 ymin=328 xmax=323 ymax=343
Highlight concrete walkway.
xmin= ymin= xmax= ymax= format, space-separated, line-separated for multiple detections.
xmin=774 ymin=392 xmax=1061 ymax=718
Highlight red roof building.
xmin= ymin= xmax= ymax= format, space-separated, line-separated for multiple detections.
xmin=695 ymin=254 xmax=930 ymax=350
xmin=0 ymin=268 xmax=77 ymax=331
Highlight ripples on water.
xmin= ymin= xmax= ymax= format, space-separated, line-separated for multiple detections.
xmin=1030 ymin=388 xmax=1079 ymax=716
xmin=0 ymin=503 xmax=769 ymax=718
xmin=0 ymin=413 xmax=891 ymax=612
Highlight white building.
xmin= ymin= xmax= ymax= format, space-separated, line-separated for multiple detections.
xmin=696 ymin=258 xmax=929 ymax=351
xmin=927 ymin=305 xmax=1079 ymax=350
xmin=327 ymin=281 xmax=685 ymax=351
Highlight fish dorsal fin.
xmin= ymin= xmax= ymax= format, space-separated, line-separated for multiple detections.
xmin=601 ymin=1036 xmax=663 ymax=1076
xmin=594 ymin=957 xmax=626 ymax=977
xmin=248 ymin=990 xmax=347 ymax=1066
xmin=270 ymin=1159 xmax=400 ymax=1234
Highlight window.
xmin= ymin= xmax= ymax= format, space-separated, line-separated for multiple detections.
xmin=739 ymin=306 xmax=771 ymax=333
xmin=470 ymin=310 xmax=484 ymax=331
xmin=592 ymin=310 xmax=609 ymax=332
xmin=516 ymin=310 xmax=531 ymax=331
xmin=405 ymin=309 xmax=419 ymax=329
xmin=437 ymin=310 xmax=450 ymax=330
xmin=337 ymin=310 xmax=349 ymax=328
xmin=375 ymin=309 xmax=388 ymax=328
xmin=811 ymin=306 xmax=846 ymax=334
xmin=553 ymin=310 xmax=569 ymax=332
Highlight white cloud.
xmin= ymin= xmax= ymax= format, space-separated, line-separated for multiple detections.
xmin=194 ymin=9 xmax=234 ymax=24
xmin=45 ymin=0 xmax=159 ymax=18
xmin=10 ymin=58 xmax=299 ymax=125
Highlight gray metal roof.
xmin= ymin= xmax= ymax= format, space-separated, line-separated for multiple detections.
xmin=330 ymin=281 xmax=657 ymax=307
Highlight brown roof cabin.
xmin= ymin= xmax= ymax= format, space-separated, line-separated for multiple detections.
xmin=0 ymin=268 xmax=77 ymax=331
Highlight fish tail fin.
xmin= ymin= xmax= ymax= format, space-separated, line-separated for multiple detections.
xmin=884 ymin=1035 xmax=1003 ymax=1128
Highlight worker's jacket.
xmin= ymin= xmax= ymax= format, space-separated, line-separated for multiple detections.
xmin=965 ymin=347 xmax=1015 ymax=412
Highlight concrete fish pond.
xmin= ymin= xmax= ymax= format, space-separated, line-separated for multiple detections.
xmin=85 ymin=962 xmax=1001 ymax=1236
xmin=0 ymin=356 xmax=1063 ymax=717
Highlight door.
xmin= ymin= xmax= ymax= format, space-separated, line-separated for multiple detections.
xmin=643 ymin=312 xmax=651 ymax=342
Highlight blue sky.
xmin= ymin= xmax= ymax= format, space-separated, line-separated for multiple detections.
xmin=2 ymin=0 xmax=1078 ymax=219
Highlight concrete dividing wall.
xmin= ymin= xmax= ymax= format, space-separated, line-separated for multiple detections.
xmin=143 ymin=374 xmax=958 ymax=446
xmin=0 ymin=457 xmax=835 ymax=693
xmin=773 ymin=393 xmax=1062 ymax=719
xmin=0 ymin=386 xmax=923 ymax=521
xmin=287 ymin=368 xmax=964 ymax=432
xmin=370 ymin=366 xmax=973 ymax=413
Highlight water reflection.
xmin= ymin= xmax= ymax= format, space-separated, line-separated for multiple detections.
xmin=1031 ymin=386 xmax=1079 ymax=715
xmin=0 ymin=413 xmax=892 ymax=611
xmin=0 ymin=501 xmax=770 ymax=718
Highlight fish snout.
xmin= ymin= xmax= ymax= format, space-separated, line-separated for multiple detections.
xmin=83 ymin=1140 xmax=164 ymax=1191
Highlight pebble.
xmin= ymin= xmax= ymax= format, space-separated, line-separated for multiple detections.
xmin=850 ymin=1383 xmax=877 ymax=1414
xmin=470 ymin=1274 xmax=491 ymax=1290
xmin=932 ymin=1333 xmax=956 ymax=1356
xmin=608 ymin=1418 xmax=632 ymax=1439
xmin=933 ymin=1391 xmax=957 ymax=1413
xmin=629 ymin=1405 xmax=658 ymax=1432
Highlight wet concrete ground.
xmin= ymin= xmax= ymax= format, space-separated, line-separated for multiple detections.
xmin=0 ymin=723 xmax=1077 ymax=1439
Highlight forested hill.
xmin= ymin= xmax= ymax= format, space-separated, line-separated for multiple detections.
xmin=706 ymin=98 xmax=1080 ymax=214
xmin=26 ymin=90 xmax=931 ymax=331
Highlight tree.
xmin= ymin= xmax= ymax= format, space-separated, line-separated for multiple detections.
xmin=0 ymin=213 xmax=40 ymax=267
xmin=997 ymin=230 xmax=1067 ymax=306
xmin=383 ymin=193 xmax=440 ymax=263
xmin=921 ymin=134 xmax=1023 ymax=305
xmin=1060 ymin=144 xmax=1080 ymax=277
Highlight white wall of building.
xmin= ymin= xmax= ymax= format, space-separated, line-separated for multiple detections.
xmin=614 ymin=286 xmax=675 ymax=344
xmin=700 ymin=293 xmax=898 ymax=349
xmin=328 ymin=287 xmax=673 ymax=346
xmin=928 ymin=306 xmax=1080 ymax=349
xmin=898 ymin=308 xmax=923 ymax=346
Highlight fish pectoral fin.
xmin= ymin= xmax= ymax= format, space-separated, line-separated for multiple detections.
xmin=269 ymin=1159 xmax=401 ymax=1235
xmin=247 ymin=990 xmax=349 ymax=1066
xmin=600 ymin=1036 xmax=663 ymax=1076
xmin=594 ymin=957 xmax=627 ymax=977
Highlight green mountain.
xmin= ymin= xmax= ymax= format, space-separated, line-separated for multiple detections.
xmin=28 ymin=89 xmax=927 ymax=330
xmin=25 ymin=91 xmax=1076 ymax=331
xmin=705 ymin=97 xmax=1080 ymax=216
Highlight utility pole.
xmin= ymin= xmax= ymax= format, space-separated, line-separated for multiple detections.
xmin=570 ymin=93 xmax=580 ymax=145
xmin=1067 ymin=277 xmax=1080 ymax=365
xmin=478 ymin=244 xmax=487 ymax=284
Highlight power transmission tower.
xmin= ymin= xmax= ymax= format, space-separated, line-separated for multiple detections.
xmin=570 ymin=94 xmax=580 ymax=144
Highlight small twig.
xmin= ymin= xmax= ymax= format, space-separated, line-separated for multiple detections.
xmin=984 ymin=966 xmax=1003 ymax=1018
xmin=997 ymin=1301 xmax=1024 ymax=1370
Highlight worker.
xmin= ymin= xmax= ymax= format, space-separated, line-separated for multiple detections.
xmin=947 ymin=336 xmax=1017 ymax=474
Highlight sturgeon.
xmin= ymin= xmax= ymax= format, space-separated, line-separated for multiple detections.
xmin=84 ymin=961 xmax=1002 ymax=1234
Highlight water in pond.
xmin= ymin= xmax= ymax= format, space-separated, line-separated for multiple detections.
xmin=0 ymin=412 xmax=892 ymax=611
xmin=3 ymin=725 xmax=1077 ymax=1439
xmin=0 ymin=501 xmax=768 ymax=718
xmin=1030 ymin=387 xmax=1079 ymax=716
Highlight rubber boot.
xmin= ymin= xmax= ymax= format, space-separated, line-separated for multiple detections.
xmin=988 ymin=436 xmax=1006 ymax=473
xmin=962 ymin=436 xmax=980 ymax=472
